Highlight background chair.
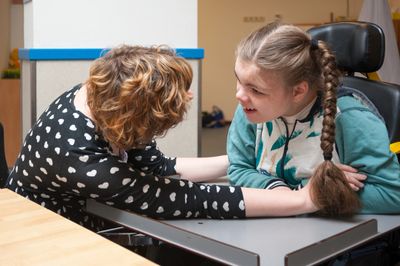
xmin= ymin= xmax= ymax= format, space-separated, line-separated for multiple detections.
xmin=0 ymin=122 xmax=9 ymax=188
xmin=308 ymin=21 xmax=400 ymax=159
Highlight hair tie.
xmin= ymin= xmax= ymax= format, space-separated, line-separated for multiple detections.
xmin=310 ymin=39 xmax=319 ymax=50
xmin=323 ymin=153 xmax=332 ymax=161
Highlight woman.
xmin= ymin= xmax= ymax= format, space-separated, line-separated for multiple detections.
xmin=6 ymin=45 xmax=316 ymax=232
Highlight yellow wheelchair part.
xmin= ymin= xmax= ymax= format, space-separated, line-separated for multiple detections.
xmin=390 ymin=142 xmax=400 ymax=154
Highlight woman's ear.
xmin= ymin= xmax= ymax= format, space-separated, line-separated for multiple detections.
xmin=291 ymin=81 xmax=310 ymax=103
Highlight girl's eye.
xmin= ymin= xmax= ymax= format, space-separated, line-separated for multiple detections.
xmin=251 ymin=87 xmax=264 ymax=95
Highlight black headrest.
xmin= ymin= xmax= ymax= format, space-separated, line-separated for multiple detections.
xmin=307 ymin=22 xmax=385 ymax=73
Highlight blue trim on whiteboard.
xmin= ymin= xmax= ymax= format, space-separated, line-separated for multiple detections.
xmin=175 ymin=48 xmax=204 ymax=59
xmin=19 ymin=48 xmax=204 ymax=60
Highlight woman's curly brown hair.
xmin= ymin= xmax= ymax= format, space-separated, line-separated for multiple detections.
xmin=86 ymin=45 xmax=193 ymax=149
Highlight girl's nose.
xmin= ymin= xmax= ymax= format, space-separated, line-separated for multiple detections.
xmin=236 ymin=86 xmax=247 ymax=102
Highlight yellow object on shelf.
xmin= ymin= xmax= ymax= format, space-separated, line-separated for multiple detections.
xmin=8 ymin=48 xmax=20 ymax=69
xmin=2 ymin=48 xmax=21 ymax=79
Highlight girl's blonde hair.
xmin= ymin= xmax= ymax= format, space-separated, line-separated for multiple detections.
xmin=237 ymin=22 xmax=360 ymax=216
xmin=86 ymin=45 xmax=193 ymax=149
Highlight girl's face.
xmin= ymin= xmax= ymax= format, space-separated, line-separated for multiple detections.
xmin=234 ymin=59 xmax=296 ymax=123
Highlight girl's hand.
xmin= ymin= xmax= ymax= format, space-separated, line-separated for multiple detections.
xmin=336 ymin=163 xmax=367 ymax=191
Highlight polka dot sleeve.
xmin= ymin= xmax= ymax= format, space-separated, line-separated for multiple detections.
xmin=65 ymin=152 xmax=245 ymax=219
xmin=126 ymin=140 xmax=177 ymax=177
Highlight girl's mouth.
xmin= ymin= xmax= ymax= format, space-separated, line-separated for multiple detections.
xmin=243 ymin=107 xmax=256 ymax=113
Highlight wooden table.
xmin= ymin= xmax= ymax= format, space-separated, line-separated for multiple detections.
xmin=0 ymin=188 xmax=156 ymax=266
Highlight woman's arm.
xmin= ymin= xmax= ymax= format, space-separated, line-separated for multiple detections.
xmin=84 ymin=152 xmax=317 ymax=218
xmin=127 ymin=141 xmax=229 ymax=182
xmin=176 ymin=155 xmax=318 ymax=216
xmin=176 ymin=155 xmax=229 ymax=182
xmin=242 ymin=184 xmax=317 ymax=217
xmin=126 ymin=140 xmax=176 ymax=176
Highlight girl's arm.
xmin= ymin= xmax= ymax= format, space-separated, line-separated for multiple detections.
xmin=336 ymin=106 xmax=400 ymax=214
xmin=228 ymin=106 xmax=277 ymax=188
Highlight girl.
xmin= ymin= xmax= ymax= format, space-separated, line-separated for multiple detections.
xmin=228 ymin=22 xmax=400 ymax=215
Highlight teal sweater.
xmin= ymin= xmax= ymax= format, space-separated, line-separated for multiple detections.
xmin=227 ymin=95 xmax=400 ymax=214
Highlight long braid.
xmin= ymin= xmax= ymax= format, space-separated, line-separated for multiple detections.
xmin=310 ymin=41 xmax=361 ymax=216
xmin=320 ymin=41 xmax=338 ymax=161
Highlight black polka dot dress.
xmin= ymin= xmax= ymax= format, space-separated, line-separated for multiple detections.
xmin=6 ymin=84 xmax=245 ymax=231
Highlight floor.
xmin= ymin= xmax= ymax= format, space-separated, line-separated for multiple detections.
xmin=200 ymin=126 xmax=229 ymax=157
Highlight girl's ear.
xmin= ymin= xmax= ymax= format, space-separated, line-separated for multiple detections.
xmin=292 ymin=81 xmax=310 ymax=103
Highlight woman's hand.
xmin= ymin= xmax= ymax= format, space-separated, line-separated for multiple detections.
xmin=298 ymin=182 xmax=319 ymax=213
xmin=336 ymin=163 xmax=367 ymax=191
